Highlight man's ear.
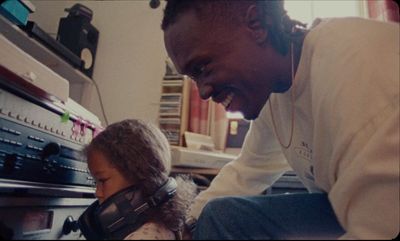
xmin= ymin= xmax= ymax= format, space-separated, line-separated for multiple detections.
xmin=245 ymin=4 xmax=268 ymax=44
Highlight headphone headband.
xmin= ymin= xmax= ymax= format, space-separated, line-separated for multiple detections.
xmin=148 ymin=177 xmax=178 ymax=207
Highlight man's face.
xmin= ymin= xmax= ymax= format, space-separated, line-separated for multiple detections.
xmin=164 ymin=8 xmax=286 ymax=120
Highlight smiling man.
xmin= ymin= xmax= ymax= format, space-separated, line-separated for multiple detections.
xmin=163 ymin=1 xmax=296 ymax=120
xmin=162 ymin=0 xmax=399 ymax=239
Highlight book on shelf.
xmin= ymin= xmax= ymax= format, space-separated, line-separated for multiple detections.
xmin=189 ymin=80 xmax=201 ymax=133
xmin=163 ymin=74 xmax=184 ymax=80
xmin=159 ymin=117 xmax=181 ymax=145
xmin=162 ymin=80 xmax=184 ymax=93
xmin=160 ymin=93 xmax=182 ymax=104
xmin=162 ymin=79 xmax=183 ymax=86
xmin=159 ymin=103 xmax=181 ymax=116
xmin=158 ymin=75 xmax=190 ymax=146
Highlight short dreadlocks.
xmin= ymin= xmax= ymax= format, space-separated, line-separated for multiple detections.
xmin=161 ymin=0 xmax=305 ymax=55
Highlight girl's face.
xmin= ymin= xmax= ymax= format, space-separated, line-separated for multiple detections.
xmin=87 ymin=150 xmax=135 ymax=204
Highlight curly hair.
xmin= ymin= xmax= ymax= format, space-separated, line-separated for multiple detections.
xmin=85 ymin=119 xmax=197 ymax=233
xmin=161 ymin=0 xmax=306 ymax=55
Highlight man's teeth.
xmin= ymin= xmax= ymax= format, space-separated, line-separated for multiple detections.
xmin=221 ymin=92 xmax=234 ymax=108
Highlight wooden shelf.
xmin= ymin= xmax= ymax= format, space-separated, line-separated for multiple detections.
xmin=172 ymin=166 xmax=220 ymax=176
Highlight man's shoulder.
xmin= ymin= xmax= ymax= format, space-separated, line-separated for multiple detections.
xmin=309 ymin=17 xmax=396 ymax=37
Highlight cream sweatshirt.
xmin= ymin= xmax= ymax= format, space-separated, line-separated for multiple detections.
xmin=189 ymin=17 xmax=399 ymax=239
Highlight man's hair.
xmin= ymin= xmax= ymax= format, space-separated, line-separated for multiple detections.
xmin=86 ymin=119 xmax=196 ymax=232
xmin=161 ymin=0 xmax=305 ymax=55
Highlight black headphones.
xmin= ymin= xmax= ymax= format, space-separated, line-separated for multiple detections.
xmin=78 ymin=177 xmax=177 ymax=240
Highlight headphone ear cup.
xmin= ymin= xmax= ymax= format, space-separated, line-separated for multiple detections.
xmin=78 ymin=180 xmax=177 ymax=240
xmin=78 ymin=201 xmax=104 ymax=240
xmin=94 ymin=187 xmax=149 ymax=239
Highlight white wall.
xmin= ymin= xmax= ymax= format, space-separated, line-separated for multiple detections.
xmin=285 ymin=0 xmax=367 ymax=26
xmin=29 ymin=0 xmax=167 ymax=126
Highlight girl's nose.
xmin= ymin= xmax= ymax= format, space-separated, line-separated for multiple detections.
xmin=95 ymin=186 xmax=104 ymax=203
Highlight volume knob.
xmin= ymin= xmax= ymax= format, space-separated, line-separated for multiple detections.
xmin=41 ymin=142 xmax=61 ymax=160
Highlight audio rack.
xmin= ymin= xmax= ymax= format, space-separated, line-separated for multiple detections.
xmin=0 ymin=70 xmax=98 ymax=194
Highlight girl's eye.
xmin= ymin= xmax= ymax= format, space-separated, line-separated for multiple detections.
xmin=96 ymin=178 xmax=108 ymax=184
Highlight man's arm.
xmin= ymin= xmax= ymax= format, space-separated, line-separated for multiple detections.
xmin=188 ymin=107 xmax=291 ymax=219
xmin=330 ymin=106 xmax=399 ymax=239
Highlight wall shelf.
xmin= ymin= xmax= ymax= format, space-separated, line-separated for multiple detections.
xmin=0 ymin=14 xmax=93 ymax=85
xmin=0 ymin=14 xmax=93 ymax=105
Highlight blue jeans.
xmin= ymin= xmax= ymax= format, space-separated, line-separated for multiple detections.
xmin=193 ymin=193 xmax=345 ymax=240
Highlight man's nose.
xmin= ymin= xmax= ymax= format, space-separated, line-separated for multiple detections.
xmin=199 ymin=84 xmax=213 ymax=100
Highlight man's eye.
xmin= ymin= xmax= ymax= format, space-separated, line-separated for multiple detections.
xmin=191 ymin=64 xmax=206 ymax=79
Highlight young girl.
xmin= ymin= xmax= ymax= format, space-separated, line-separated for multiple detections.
xmin=82 ymin=119 xmax=197 ymax=240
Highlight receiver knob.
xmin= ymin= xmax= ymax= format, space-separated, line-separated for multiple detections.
xmin=41 ymin=142 xmax=61 ymax=160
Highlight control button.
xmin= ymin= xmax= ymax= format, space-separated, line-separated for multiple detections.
xmin=0 ymin=127 xmax=21 ymax=136
xmin=24 ymin=117 xmax=31 ymax=123
xmin=27 ymin=145 xmax=42 ymax=152
xmin=8 ymin=112 xmax=16 ymax=118
xmin=13 ymin=130 xmax=21 ymax=135
xmin=28 ymin=135 xmax=44 ymax=143
xmin=16 ymin=115 xmax=24 ymax=121
xmin=0 ymin=108 xmax=8 ymax=115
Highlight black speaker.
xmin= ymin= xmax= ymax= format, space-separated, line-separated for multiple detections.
xmin=57 ymin=4 xmax=99 ymax=78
